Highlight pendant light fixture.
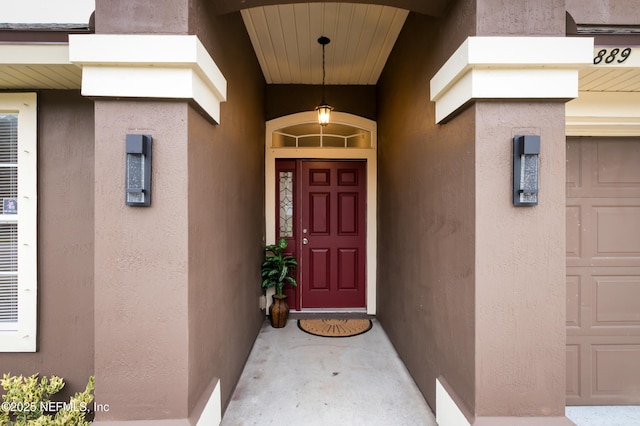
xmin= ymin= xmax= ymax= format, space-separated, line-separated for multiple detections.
xmin=315 ymin=36 xmax=333 ymax=126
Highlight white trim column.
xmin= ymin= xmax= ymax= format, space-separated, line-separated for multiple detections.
xmin=69 ymin=34 xmax=227 ymax=123
xmin=430 ymin=37 xmax=594 ymax=123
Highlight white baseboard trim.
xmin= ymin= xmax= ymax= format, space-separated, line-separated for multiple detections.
xmin=193 ymin=377 xmax=221 ymax=426
xmin=436 ymin=377 xmax=472 ymax=426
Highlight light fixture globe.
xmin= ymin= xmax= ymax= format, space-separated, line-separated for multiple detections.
xmin=316 ymin=35 xmax=333 ymax=126
xmin=315 ymin=103 xmax=333 ymax=126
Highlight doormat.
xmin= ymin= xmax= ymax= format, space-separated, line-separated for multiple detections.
xmin=297 ymin=319 xmax=372 ymax=338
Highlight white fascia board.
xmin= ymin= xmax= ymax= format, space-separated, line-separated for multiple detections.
xmin=69 ymin=34 xmax=227 ymax=123
xmin=566 ymin=91 xmax=640 ymax=136
xmin=471 ymin=68 xmax=580 ymax=98
xmin=0 ymin=43 xmax=71 ymax=65
xmin=430 ymin=37 xmax=594 ymax=123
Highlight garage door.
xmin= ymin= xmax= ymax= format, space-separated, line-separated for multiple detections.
xmin=566 ymin=137 xmax=640 ymax=405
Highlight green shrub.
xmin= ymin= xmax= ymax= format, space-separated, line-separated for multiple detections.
xmin=0 ymin=374 xmax=94 ymax=425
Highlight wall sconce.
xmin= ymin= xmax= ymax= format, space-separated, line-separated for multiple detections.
xmin=513 ymin=135 xmax=540 ymax=206
xmin=125 ymin=134 xmax=152 ymax=206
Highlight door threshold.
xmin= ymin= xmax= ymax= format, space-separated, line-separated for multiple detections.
xmin=289 ymin=308 xmax=372 ymax=320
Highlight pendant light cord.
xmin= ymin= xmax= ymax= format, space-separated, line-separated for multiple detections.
xmin=321 ymin=40 xmax=326 ymax=103
xmin=318 ymin=36 xmax=330 ymax=104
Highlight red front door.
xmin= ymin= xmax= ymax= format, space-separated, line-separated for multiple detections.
xmin=300 ymin=160 xmax=366 ymax=308
xmin=275 ymin=159 xmax=367 ymax=309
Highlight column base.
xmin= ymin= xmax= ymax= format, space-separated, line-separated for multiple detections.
xmin=437 ymin=377 xmax=575 ymax=426
xmin=93 ymin=378 xmax=220 ymax=426
xmin=474 ymin=417 xmax=575 ymax=426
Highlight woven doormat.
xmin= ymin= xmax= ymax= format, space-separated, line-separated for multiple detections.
xmin=297 ymin=318 xmax=372 ymax=338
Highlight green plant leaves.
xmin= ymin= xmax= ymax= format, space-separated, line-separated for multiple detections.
xmin=0 ymin=374 xmax=94 ymax=425
xmin=261 ymin=237 xmax=298 ymax=294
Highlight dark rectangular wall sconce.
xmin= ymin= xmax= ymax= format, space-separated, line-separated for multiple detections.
xmin=125 ymin=134 xmax=152 ymax=206
xmin=513 ymin=135 xmax=540 ymax=206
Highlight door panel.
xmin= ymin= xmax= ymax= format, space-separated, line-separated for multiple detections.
xmin=310 ymin=193 xmax=330 ymax=234
xmin=566 ymin=137 xmax=640 ymax=405
xmin=302 ymin=160 xmax=366 ymax=308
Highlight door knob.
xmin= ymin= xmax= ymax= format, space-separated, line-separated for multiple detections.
xmin=303 ymin=237 xmax=309 ymax=245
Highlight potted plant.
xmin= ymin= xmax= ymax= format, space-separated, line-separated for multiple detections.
xmin=261 ymin=237 xmax=298 ymax=328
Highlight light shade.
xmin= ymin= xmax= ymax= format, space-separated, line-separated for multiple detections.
xmin=315 ymin=103 xmax=334 ymax=126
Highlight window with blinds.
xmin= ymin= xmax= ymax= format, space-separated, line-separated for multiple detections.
xmin=0 ymin=114 xmax=18 ymax=323
xmin=0 ymin=93 xmax=37 ymax=352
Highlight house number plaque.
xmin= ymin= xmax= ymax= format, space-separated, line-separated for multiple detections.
xmin=593 ymin=47 xmax=634 ymax=65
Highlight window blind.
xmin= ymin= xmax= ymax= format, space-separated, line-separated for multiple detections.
xmin=0 ymin=114 xmax=18 ymax=324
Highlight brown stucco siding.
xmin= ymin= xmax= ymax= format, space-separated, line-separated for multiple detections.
xmin=476 ymin=0 xmax=566 ymax=36
xmin=266 ymin=85 xmax=377 ymax=121
xmin=566 ymin=0 xmax=640 ymax=26
xmin=0 ymin=90 xmax=95 ymax=401
xmin=95 ymin=0 xmax=188 ymax=34
xmin=89 ymin=0 xmax=267 ymax=420
xmin=377 ymin=6 xmax=477 ymax=416
xmin=378 ymin=0 xmax=570 ymax=420
xmin=187 ymin=2 xmax=267 ymax=414
xmin=471 ymin=0 xmax=568 ymax=416
xmin=93 ymin=100 xmax=191 ymax=421
xmin=474 ymin=101 xmax=567 ymax=417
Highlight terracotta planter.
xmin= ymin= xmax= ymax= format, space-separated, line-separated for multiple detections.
xmin=269 ymin=294 xmax=289 ymax=328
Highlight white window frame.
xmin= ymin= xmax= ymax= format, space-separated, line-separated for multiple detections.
xmin=0 ymin=93 xmax=37 ymax=352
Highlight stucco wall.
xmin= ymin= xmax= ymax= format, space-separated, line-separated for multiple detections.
xmin=266 ymin=85 xmax=377 ymax=121
xmin=473 ymin=0 xmax=568 ymax=418
xmin=566 ymin=0 xmax=640 ymax=26
xmin=93 ymin=101 xmax=191 ymax=420
xmin=474 ymin=102 xmax=567 ymax=417
xmin=90 ymin=0 xmax=267 ymax=421
xmin=377 ymin=4 xmax=477 ymax=414
xmin=95 ymin=0 xmax=188 ymax=34
xmin=476 ymin=0 xmax=565 ymax=35
xmin=0 ymin=90 xmax=95 ymax=401
xmin=187 ymin=1 xmax=267 ymax=414
xmin=378 ymin=0 xmax=570 ymax=420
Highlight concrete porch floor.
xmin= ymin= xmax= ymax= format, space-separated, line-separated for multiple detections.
xmin=221 ymin=318 xmax=437 ymax=425
xmin=221 ymin=318 xmax=640 ymax=426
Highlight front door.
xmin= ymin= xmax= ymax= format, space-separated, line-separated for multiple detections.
xmin=301 ymin=160 xmax=366 ymax=308
xmin=276 ymin=159 xmax=367 ymax=309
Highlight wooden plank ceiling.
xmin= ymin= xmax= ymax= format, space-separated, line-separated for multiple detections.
xmin=241 ymin=3 xmax=409 ymax=85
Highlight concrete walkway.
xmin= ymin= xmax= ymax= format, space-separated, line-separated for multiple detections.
xmin=221 ymin=319 xmax=437 ymax=425
xmin=221 ymin=318 xmax=639 ymax=426
xmin=566 ymin=406 xmax=640 ymax=426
